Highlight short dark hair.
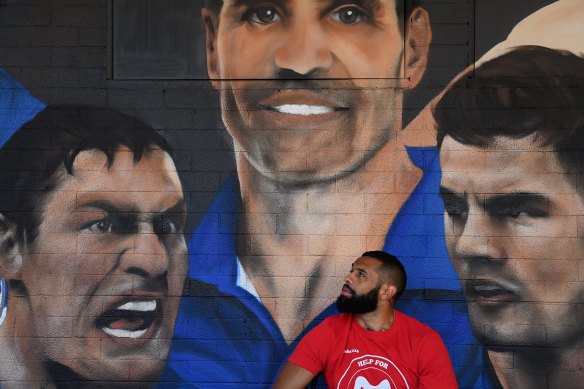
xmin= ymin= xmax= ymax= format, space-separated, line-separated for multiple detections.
xmin=435 ymin=46 xmax=584 ymax=175
xmin=205 ymin=0 xmax=420 ymax=31
xmin=362 ymin=250 xmax=407 ymax=299
xmin=0 ymin=105 xmax=172 ymax=244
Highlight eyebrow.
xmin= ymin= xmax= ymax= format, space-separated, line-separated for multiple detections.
xmin=352 ymin=264 xmax=368 ymax=276
xmin=163 ymin=199 xmax=187 ymax=217
xmin=77 ymin=200 xmax=137 ymax=215
xmin=77 ymin=199 xmax=186 ymax=217
xmin=483 ymin=193 xmax=548 ymax=210
xmin=324 ymin=0 xmax=380 ymax=9
xmin=439 ymin=186 xmax=464 ymax=201
xmin=440 ymin=187 xmax=549 ymax=211
xmin=231 ymin=0 xmax=290 ymax=10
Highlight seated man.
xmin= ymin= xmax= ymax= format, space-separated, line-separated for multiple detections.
xmin=437 ymin=46 xmax=584 ymax=388
xmin=0 ymin=106 xmax=188 ymax=388
xmin=273 ymin=251 xmax=457 ymax=388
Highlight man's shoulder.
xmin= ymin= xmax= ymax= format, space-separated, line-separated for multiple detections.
xmin=394 ymin=309 xmax=440 ymax=339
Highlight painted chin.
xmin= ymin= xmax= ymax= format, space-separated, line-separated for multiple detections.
xmin=94 ymin=297 xmax=165 ymax=347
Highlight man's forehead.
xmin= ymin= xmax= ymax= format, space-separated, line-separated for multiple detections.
xmin=440 ymin=135 xmax=561 ymax=173
xmin=354 ymin=256 xmax=382 ymax=269
xmin=440 ymin=136 xmax=575 ymax=196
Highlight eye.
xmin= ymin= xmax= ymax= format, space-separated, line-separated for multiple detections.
xmin=84 ymin=219 xmax=113 ymax=233
xmin=330 ymin=6 xmax=368 ymax=25
xmin=244 ymin=7 xmax=281 ymax=25
xmin=494 ymin=207 xmax=547 ymax=219
xmin=82 ymin=214 xmax=136 ymax=234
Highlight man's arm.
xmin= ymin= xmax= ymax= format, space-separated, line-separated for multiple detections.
xmin=272 ymin=362 xmax=316 ymax=389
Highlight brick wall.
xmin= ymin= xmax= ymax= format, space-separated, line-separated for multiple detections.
xmin=1 ymin=0 xmax=580 ymax=388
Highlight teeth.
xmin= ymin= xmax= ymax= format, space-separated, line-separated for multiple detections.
xmin=102 ymin=327 xmax=148 ymax=339
xmin=117 ymin=300 xmax=156 ymax=312
xmin=273 ymin=104 xmax=334 ymax=116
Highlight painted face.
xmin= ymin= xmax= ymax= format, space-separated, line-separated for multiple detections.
xmin=440 ymin=135 xmax=584 ymax=349
xmin=18 ymin=147 xmax=187 ymax=383
xmin=337 ymin=256 xmax=382 ymax=313
xmin=205 ymin=0 xmax=422 ymax=184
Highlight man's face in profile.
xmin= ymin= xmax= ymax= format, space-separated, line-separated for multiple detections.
xmin=18 ymin=147 xmax=187 ymax=383
xmin=440 ymin=135 xmax=584 ymax=349
xmin=337 ymin=256 xmax=382 ymax=314
xmin=203 ymin=0 xmax=428 ymax=184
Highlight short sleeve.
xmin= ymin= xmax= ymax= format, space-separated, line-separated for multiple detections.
xmin=288 ymin=319 xmax=335 ymax=376
xmin=418 ymin=330 xmax=458 ymax=389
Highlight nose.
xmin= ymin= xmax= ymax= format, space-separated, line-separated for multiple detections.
xmin=451 ymin=211 xmax=504 ymax=262
xmin=274 ymin=19 xmax=333 ymax=77
xmin=344 ymin=270 xmax=355 ymax=285
xmin=121 ymin=222 xmax=168 ymax=278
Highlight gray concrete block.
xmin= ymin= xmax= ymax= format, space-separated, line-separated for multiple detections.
xmin=51 ymin=5 xmax=106 ymax=27
xmin=51 ymin=46 xmax=105 ymax=67
xmin=49 ymin=87 xmax=107 ymax=105
xmin=0 ymin=47 xmax=51 ymax=67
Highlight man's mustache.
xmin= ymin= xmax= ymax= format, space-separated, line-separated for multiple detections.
xmin=342 ymin=283 xmax=355 ymax=295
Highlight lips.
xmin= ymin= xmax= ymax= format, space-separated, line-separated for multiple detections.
xmin=465 ymin=279 xmax=519 ymax=304
xmin=341 ymin=284 xmax=355 ymax=297
xmin=95 ymin=298 xmax=161 ymax=340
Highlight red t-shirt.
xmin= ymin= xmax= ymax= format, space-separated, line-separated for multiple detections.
xmin=288 ymin=311 xmax=458 ymax=389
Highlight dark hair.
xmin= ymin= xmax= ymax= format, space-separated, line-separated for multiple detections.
xmin=0 ymin=105 xmax=172 ymax=244
xmin=435 ymin=46 xmax=584 ymax=174
xmin=205 ymin=0 xmax=420 ymax=31
xmin=362 ymin=250 xmax=407 ymax=300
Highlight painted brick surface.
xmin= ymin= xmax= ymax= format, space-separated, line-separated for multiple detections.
xmin=0 ymin=0 xmax=582 ymax=388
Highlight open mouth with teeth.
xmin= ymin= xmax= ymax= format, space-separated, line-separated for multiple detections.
xmin=95 ymin=300 xmax=160 ymax=339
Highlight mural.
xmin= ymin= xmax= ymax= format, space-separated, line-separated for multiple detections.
xmin=0 ymin=0 xmax=582 ymax=388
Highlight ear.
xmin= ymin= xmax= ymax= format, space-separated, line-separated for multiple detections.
xmin=380 ymin=284 xmax=398 ymax=302
xmin=403 ymin=6 xmax=432 ymax=89
xmin=202 ymin=8 xmax=221 ymax=90
xmin=0 ymin=214 xmax=24 ymax=281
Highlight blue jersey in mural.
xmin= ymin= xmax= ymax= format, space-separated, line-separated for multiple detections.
xmin=163 ymin=147 xmax=494 ymax=388
xmin=0 ymin=68 xmax=45 ymax=326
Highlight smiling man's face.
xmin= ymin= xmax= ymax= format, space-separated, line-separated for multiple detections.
xmin=440 ymin=135 xmax=584 ymax=349
xmin=18 ymin=147 xmax=187 ymax=383
xmin=203 ymin=0 xmax=430 ymax=184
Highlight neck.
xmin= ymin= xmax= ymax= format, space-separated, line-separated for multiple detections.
xmin=235 ymin=137 xmax=421 ymax=341
xmin=356 ymin=306 xmax=395 ymax=332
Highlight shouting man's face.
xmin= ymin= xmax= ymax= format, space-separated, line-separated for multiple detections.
xmin=17 ymin=147 xmax=187 ymax=383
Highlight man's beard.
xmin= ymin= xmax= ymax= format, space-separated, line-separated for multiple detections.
xmin=336 ymin=284 xmax=380 ymax=314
